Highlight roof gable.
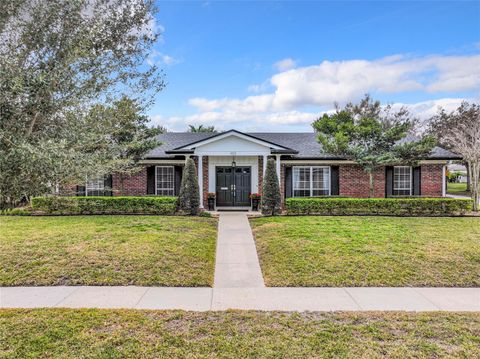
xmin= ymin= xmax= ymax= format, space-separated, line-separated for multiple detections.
xmin=171 ymin=130 xmax=296 ymax=153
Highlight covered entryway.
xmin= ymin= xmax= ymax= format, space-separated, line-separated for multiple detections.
xmin=167 ymin=130 xmax=297 ymax=208
xmin=216 ymin=166 xmax=251 ymax=207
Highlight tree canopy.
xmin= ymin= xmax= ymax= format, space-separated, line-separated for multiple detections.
xmin=428 ymin=101 xmax=480 ymax=211
xmin=188 ymin=125 xmax=217 ymax=133
xmin=0 ymin=0 xmax=164 ymax=208
xmin=312 ymin=95 xmax=436 ymax=197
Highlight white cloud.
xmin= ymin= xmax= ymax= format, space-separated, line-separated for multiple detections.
xmin=146 ymin=49 xmax=179 ymax=66
xmin=184 ymin=54 xmax=479 ymax=114
xmin=152 ymin=97 xmax=471 ymax=132
xmin=273 ymin=58 xmax=297 ymax=71
xmin=247 ymin=81 xmax=271 ymax=93
xmin=151 ymin=53 xmax=478 ymax=132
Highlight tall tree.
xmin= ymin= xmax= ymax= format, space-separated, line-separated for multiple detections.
xmin=178 ymin=158 xmax=200 ymax=215
xmin=428 ymin=102 xmax=480 ymax=211
xmin=0 ymin=0 xmax=164 ymax=208
xmin=312 ymin=96 xmax=436 ymax=197
xmin=86 ymin=97 xmax=164 ymax=195
xmin=261 ymin=159 xmax=281 ymax=215
xmin=188 ymin=125 xmax=217 ymax=133
xmin=428 ymin=102 xmax=478 ymax=192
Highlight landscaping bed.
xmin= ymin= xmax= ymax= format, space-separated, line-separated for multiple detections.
xmin=31 ymin=196 xmax=178 ymax=215
xmin=0 ymin=216 xmax=217 ymax=286
xmin=251 ymin=216 xmax=480 ymax=287
xmin=285 ymin=197 xmax=473 ymax=216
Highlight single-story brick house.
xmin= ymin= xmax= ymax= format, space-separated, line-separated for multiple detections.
xmin=77 ymin=129 xmax=461 ymax=209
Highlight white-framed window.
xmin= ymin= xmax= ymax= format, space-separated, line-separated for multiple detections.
xmin=86 ymin=177 xmax=104 ymax=196
xmin=293 ymin=166 xmax=331 ymax=197
xmin=155 ymin=166 xmax=175 ymax=196
xmin=393 ymin=166 xmax=412 ymax=196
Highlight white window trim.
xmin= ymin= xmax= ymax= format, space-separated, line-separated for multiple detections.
xmin=85 ymin=177 xmax=105 ymax=196
xmin=393 ymin=166 xmax=413 ymax=196
xmin=155 ymin=165 xmax=175 ymax=196
xmin=292 ymin=166 xmax=331 ymax=197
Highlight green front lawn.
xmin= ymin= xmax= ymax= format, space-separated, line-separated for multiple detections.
xmin=251 ymin=216 xmax=480 ymax=287
xmin=0 ymin=216 xmax=217 ymax=286
xmin=447 ymin=182 xmax=470 ymax=196
xmin=1 ymin=309 xmax=479 ymax=358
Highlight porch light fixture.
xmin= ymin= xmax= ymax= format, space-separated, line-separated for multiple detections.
xmin=231 ymin=156 xmax=236 ymax=168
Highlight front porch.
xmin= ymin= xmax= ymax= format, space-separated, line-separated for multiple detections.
xmin=164 ymin=130 xmax=293 ymax=209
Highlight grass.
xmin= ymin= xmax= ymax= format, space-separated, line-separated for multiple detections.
xmin=251 ymin=216 xmax=480 ymax=287
xmin=1 ymin=309 xmax=479 ymax=358
xmin=447 ymin=182 xmax=470 ymax=196
xmin=0 ymin=216 xmax=217 ymax=286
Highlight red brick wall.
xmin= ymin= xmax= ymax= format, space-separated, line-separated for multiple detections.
xmin=339 ymin=165 xmax=385 ymax=198
xmin=421 ymin=164 xmax=444 ymax=196
xmin=112 ymin=167 xmax=148 ymax=196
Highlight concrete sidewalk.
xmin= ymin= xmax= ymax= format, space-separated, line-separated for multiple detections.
xmin=1 ymin=286 xmax=479 ymax=311
xmin=213 ymin=212 xmax=265 ymax=288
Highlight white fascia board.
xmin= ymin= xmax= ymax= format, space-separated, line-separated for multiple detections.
xmin=281 ymin=160 xmax=356 ymax=165
xmin=179 ymin=132 xmax=286 ymax=151
xmin=282 ymin=159 xmax=449 ymax=165
xmin=139 ymin=159 xmax=185 ymax=165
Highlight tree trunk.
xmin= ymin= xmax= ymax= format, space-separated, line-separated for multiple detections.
xmin=368 ymin=170 xmax=374 ymax=198
xmin=466 ymin=164 xmax=471 ymax=192
xmin=119 ymin=173 xmax=125 ymax=196
xmin=469 ymin=161 xmax=479 ymax=212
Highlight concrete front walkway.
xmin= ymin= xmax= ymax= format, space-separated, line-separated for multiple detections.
xmin=1 ymin=286 xmax=479 ymax=311
xmin=213 ymin=212 xmax=265 ymax=288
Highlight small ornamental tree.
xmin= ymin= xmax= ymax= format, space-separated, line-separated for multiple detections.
xmin=178 ymin=158 xmax=200 ymax=215
xmin=261 ymin=159 xmax=281 ymax=215
xmin=87 ymin=97 xmax=164 ymax=195
xmin=312 ymin=95 xmax=436 ymax=197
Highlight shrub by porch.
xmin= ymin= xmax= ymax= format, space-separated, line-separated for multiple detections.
xmin=285 ymin=197 xmax=473 ymax=216
xmin=31 ymin=196 xmax=177 ymax=215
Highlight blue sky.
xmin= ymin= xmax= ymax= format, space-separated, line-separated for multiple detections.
xmin=149 ymin=1 xmax=480 ymax=132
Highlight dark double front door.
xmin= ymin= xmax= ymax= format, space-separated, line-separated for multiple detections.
xmin=216 ymin=166 xmax=251 ymax=207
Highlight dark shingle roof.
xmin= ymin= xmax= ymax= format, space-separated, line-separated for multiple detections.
xmin=145 ymin=131 xmax=461 ymax=160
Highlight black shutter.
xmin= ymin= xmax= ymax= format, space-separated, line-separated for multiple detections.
xmin=413 ymin=166 xmax=421 ymax=196
xmin=284 ymin=166 xmax=292 ymax=198
xmin=103 ymin=175 xmax=113 ymax=196
xmin=330 ymin=166 xmax=339 ymax=195
xmin=174 ymin=166 xmax=183 ymax=196
xmin=76 ymin=185 xmax=86 ymax=196
xmin=385 ymin=166 xmax=393 ymax=197
xmin=147 ymin=166 xmax=155 ymax=195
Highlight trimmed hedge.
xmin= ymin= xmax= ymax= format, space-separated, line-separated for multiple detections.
xmin=285 ymin=197 xmax=473 ymax=216
xmin=31 ymin=196 xmax=178 ymax=215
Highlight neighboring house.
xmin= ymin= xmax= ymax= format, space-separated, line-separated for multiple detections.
xmin=447 ymin=164 xmax=468 ymax=183
xmin=76 ymin=130 xmax=460 ymax=209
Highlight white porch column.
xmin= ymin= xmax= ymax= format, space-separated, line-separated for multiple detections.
xmin=263 ymin=155 xmax=267 ymax=175
xmin=275 ymin=154 xmax=281 ymax=183
xmin=198 ymin=155 xmax=204 ymax=208
xmin=442 ymin=165 xmax=446 ymax=197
